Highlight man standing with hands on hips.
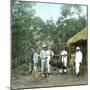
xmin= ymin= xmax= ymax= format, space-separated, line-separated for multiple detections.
xmin=40 ymin=44 xmax=48 ymax=77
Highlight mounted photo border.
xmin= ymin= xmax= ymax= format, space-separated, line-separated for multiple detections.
xmin=0 ymin=0 xmax=90 ymax=90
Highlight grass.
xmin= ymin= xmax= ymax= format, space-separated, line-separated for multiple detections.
xmin=12 ymin=64 xmax=29 ymax=76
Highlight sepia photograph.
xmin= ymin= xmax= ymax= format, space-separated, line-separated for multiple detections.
xmin=11 ymin=0 xmax=88 ymax=89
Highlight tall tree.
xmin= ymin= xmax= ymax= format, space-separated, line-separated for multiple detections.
xmin=12 ymin=0 xmax=36 ymax=68
xmin=54 ymin=4 xmax=87 ymax=53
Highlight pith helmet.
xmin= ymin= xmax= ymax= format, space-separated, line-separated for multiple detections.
xmin=76 ymin=47 xmax=80 ymax=50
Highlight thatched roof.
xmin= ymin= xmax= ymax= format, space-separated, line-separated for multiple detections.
xmin=67 ymin=27 xmax=88 ymax=45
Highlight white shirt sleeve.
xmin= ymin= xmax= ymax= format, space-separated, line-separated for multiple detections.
xmin=61 ymin=51 xmax=63 ymax=56
xmin=80 ymin=52 xmax=82 ymax=63
xmin=51 ymin=51 xmax=54 ymax=56
xmin=40 ymin=50 xmax=43 ymax=59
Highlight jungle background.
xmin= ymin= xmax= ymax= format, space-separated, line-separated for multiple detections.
xmin=11 ymin=0 xmax=88 ymax=89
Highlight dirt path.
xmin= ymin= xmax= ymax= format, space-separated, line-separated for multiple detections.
xmin=11 ymin=69 xmax=88 ymax=89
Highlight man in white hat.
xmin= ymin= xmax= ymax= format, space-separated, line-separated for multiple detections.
xmin=60 ymin=47 xmax=68 ymax=73
xmin=40 ymin=44 xmax=48 ymax=77
xmin=75 ymin=47 xmax=82 ymax=76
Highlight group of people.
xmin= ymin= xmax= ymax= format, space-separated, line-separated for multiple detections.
xmin=28 ymin=45 xmax=82 ymax=77
xmin=28 ymin=44 xmax=54 ymax=77
xmin=40 ymin=44 xmax=54 ymax=77
xmin=59 ymin=46 xmax=82 ymax=76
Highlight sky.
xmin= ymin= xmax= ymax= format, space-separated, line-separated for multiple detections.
xmin=33 ymin=3 xmax=61 ymax=22
xmin=33 ymin=2 xmax=87 ymax=22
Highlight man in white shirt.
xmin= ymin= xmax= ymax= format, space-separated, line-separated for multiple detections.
xmin=60 ymin=48 xmax=68 ymax=73
xmin=40 ymin=45 xmax=48 ymax=77
xmin=75 ymin=47 xmax=82 ymax=76
xmin=47 ymin=47 xmax=54 ymax=75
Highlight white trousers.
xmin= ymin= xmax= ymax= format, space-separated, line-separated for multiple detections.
xmin=41 ymin=60 xmax=47 ymax=74
xmin=60 ymin=58 xmax=67 ymax=73
xmin=62 ymin=58 xmax=67 ymax=67
xmin=75 ymin=62 xmax=80 ymax=74
xmin=47 ymin=56 xmax=51 ymax=73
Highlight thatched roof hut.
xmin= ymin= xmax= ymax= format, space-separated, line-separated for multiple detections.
xmin=67 ymin=27 xmax=88 ymax=46
xmin=67 ymin=27 xmax=88 ymax=65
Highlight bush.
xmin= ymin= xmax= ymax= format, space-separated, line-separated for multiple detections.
xmin=12 ymin=64 xmax=29 ymax=76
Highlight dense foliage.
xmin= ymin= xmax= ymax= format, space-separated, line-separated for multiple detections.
xmin=12 ymin=1 xmax=87 ymax=69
